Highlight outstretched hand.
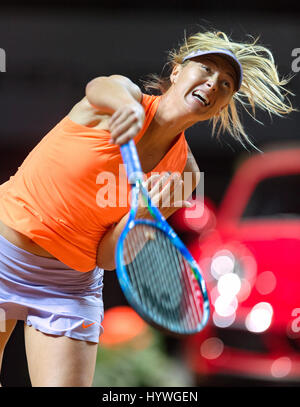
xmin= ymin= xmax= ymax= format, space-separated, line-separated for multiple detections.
xmin=136 ymin=173 xmax=192 ymax=220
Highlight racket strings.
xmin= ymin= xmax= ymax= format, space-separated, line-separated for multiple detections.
xmin=165 ymin=239 xmax=202 ymax=331
xmin=158 ymin=234 xmax=204 ymax=330
xmin=171 ymin=244 xmax=203 ymax=331
xmin=126 ymin=226 xmax=201 ymax=331
xmin=161 ymin=233 xmax=197 ymax=331
xmin=148 ymin=231 xmax=183 ymax=326
xmin=122 ymin=224 xmax=204 ymax=332
xmin=128 ymin=225 xmax=179 ymax=323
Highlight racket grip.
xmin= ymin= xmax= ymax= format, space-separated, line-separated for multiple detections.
xmin=120 ymin=140 xmax=144 ymax=184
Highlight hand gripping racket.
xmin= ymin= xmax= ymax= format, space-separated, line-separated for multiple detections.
xmin=115 ymin=140 xmax=210 ymax=335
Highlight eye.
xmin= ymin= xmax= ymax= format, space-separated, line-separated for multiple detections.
xmin=223 ymin=80 xmax=232 ymax=89
xmin=201 ymin=65 xmax=211 ymax=73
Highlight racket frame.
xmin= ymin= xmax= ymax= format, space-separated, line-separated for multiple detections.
xmin=115 ymin=140 xmax=210 ymax=335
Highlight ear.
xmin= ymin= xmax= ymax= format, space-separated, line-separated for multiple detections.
xmin=170 ymin=64 xmax=183 ymax=85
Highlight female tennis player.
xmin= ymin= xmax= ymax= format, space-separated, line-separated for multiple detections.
xmin=0 ymin=30 xmax=295 ymax=386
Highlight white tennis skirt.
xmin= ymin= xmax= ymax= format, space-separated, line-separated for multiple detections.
xmin=0 ymin=234 xmax=104 ymax=343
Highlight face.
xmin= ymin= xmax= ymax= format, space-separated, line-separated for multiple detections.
xmin=168 ymin=54 xmax=237 ymax=124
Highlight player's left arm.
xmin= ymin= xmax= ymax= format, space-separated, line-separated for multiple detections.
xmin=180 ymin=144 xmax=201 ymax=201
xmin=96 ymin=146 xmax=199 ymax=270
xmin=150 ymin=144 xmax=200 ymax=220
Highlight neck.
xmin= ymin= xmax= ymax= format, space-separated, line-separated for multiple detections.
xmin=151 ymin=92 xmax=196 ymax=143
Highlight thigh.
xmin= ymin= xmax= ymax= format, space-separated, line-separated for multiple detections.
xmin=24 ymin=324 xmax=98 ymax=387
xmin=0 ymin=319 xmax=17 ymax=378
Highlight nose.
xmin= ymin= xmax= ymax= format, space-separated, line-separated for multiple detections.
xmin=205 ymin=73 xmax=219 ymax=92
xmin=206 ymin=81 xmax=216 ymax=91
xmin=205 ymin=79 xmax=217 ymax=92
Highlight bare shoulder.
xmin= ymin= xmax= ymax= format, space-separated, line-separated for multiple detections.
xmin=67 ymin=96 xmax=94 ymax=117
xmin=67 ymin=96 xmax=107 ymax=127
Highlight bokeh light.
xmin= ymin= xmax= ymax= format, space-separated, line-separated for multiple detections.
xmin=200 ymin=337 xmax=224 ymax=360
xmin=255 ymin=271 xmax=277 ymax=295
xmin=213 ymin=311 xmax=236 ymax=328
xmin=217 ymin=272 xmax=241 ymax=298
xmin=211 ymin=250 xmax=235 ymax=279
xmin=245 ymin=302 xmax=273 ymax=333
xmin=271 ymin=357 xmax=292 ymax=378
xmin=214 ymin=296 xmax=238 ymax=317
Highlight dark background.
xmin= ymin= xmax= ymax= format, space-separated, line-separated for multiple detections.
xmin=0 ymin=0 xmax=299 ymax=386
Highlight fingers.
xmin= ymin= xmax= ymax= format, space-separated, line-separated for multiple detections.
xmin=147 ymin=173 xmax=170 ymax=197
xmin=111 ymin=128 xmax=140 ymax=146
xmin=142 ymin=173 xmax=160 ymax=191
xmin=110 ymin=111 xmax=139 ymax=138
xmin=144 ymin=172 xmax=184 ymax=208
xmin=160 ymin=172 xmax=183 ymax=206
xmin=109 ymin=107 xmax=137 ymax=131
xmin=109 ymin=104 xmax=145 ymax=145
xmin=145 ymin=173 xmax=171 ymax=205
xmin=136 ymin=172 xmax=192 ymax=220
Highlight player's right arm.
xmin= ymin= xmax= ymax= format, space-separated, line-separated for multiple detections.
xmin=85 ymin=75 xmax=145 ymax=145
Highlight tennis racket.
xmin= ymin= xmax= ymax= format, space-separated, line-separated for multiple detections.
xmin=115 ymin=139 xmax=210 ymax=335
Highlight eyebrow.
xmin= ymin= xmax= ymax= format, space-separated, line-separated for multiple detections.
xmin=201 ymin=57 xmax=236 ymax=86
xmin=225 ymin=71 xmax=236 ymax=85
xmin=202 ymin=57 xmax=218 ymax=69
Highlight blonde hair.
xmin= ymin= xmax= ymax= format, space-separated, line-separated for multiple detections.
xmin=143 ymin=30 xmax=297 ymax=151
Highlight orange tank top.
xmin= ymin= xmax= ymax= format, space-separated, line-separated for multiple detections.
xmin=0 ymin=94 xmax=188 ymax=272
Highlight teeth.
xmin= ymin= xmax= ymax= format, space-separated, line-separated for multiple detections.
xmin=192 ymin=91 xmax=209 ymax=106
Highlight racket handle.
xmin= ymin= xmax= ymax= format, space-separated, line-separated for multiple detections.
xmin=120 ymin=140 xmax=144 ymax=184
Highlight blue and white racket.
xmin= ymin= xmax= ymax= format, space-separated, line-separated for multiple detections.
xmin=115 ymin=140 xmax=210 ymax=335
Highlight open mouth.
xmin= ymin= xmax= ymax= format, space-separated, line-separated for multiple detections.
xmin=192 ymin=90 xmax=210 ymax=107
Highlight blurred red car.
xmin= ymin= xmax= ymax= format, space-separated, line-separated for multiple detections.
xmin=171 ymin=146 xmax=300 ymax=385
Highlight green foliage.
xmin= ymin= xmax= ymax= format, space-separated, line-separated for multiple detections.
xmin=92 ymin=330 xmax=193 ymax=387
